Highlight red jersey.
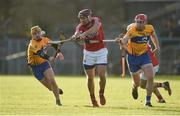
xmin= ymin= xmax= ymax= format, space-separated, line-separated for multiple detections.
xmin=147 ymin=44 xmax=159 ymax=66
xmin=75 ymin=17 xmax=106 ymax=51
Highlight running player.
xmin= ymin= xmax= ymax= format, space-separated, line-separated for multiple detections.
xmin=116 ymin=14 xmax=159 ymax=107
xmin=72 ymin=9 xmax=108 ymax=107
xmin=27 ymin=26 xmax=64 ymax=106
xmin=126 ymin=23 xmax=172 ymax=103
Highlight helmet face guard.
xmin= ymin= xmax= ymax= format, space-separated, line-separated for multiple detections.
xmin=78 ymin=9 xmax=92 ymax=25
xmin=134 ymin=14 xmax=147 ymax=23
xmin=134 ymin=14 xmax=147 ymax=30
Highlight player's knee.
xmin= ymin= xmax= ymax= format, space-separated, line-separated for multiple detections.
xmin=146 ymin=76 xmax=153 ymax=82
xmin=87 ymin=76 xmax=94 ymax=81
xmin=144 ymin=73 xmax=153 ymax=80
xmin=86 ymin=73 xmax=94 ymax=80
xmin=133 ymin=78 xmax=140 ymax=87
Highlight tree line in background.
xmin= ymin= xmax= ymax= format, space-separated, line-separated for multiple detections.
xmin=0 ymin=0 xmax=125 ymax=38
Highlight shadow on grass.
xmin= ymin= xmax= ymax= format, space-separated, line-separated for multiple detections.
xmin=73 ymin=104 xmax=129 ymax=109
xmin=73 ymin=104 xmax=180 ymax=113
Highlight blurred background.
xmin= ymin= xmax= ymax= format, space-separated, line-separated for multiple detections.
xmin=0 ymin=0 xmax=180 ymax=75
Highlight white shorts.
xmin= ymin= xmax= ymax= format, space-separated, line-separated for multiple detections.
xmin=83 ymin=48 xmax=108 ymax=66
xmin=140 ymin=65 xmax=159 ymax=80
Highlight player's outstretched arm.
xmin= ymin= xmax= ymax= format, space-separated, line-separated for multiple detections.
xmin=79 ymin=17 xmax=100 ymax=39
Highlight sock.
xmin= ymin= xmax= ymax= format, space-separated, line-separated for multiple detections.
xmin=146 ymin=96 xmax=151 ymax=103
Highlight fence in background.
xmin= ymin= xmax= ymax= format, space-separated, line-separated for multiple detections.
xmin=0 ymin=37 xmax=179 ymax=75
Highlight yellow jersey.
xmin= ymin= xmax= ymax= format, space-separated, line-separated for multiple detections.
xmin=27 ymin=37 xmax=50 ymax=65
xmin=125 ymin=23 xmax=154 ymax=56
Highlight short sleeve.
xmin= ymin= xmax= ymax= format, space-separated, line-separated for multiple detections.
xmin=147 ymin=24 xmax=155 ymax=34
xmin=43 ymin=37 xmax=50 ymax=44
xmin=125 ymin=27 xmax=133 ymax=39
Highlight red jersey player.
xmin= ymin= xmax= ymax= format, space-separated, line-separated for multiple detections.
xmin=73 ymin=9 xmax=108 ymax=107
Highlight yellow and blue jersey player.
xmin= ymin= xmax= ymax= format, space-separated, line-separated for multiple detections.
xmin=116 ymin=14 xmax=160 ymax=107
xmin=27 ymin=25 xmax=64 ymax=106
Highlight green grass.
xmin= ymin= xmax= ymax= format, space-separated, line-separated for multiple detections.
xmin=0 ymin=75 xmax=180 ymax=115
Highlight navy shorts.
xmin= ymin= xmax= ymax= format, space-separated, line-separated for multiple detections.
xmin=126 ymin=52 xmax=152 ymax=73
xmin=30 ymin=61 xmax=51 ymax=80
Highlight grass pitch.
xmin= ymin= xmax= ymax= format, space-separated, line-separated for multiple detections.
xmin=0 ymin=75 xmax=180 ymax=115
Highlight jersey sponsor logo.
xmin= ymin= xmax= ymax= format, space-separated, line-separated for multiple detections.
xmin=142 ymin=37 xmax=148 ymax=42
xmin=131 ymin=36 xmax=150 ymax=43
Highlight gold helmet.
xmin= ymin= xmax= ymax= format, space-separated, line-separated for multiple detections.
xmin=31 ymin=25 xmax=42 ymax=35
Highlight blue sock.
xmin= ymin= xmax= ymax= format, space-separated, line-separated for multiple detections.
xmin=146 ymin=96 xmax=151 ymax=103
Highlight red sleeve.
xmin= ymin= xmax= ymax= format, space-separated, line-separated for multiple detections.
xmin=75 ymin=24 xmax=82 ymax=34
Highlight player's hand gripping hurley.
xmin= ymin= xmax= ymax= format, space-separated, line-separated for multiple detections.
xmin=48 ymin=31 xmax=116 ymax=45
